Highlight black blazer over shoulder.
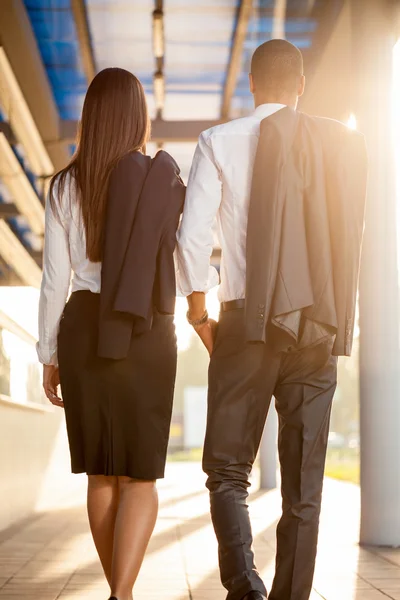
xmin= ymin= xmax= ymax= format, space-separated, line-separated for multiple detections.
xmin=245 ymin=107 xmax=368 ymax=356
xmin=98 ymin=150 xmax=185 ymax=359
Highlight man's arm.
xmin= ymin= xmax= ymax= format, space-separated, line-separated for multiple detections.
xmin=176 ymin=131 xmax=222 ymax=353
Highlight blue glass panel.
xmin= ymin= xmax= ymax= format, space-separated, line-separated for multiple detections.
xmin=287 ymin=37 xmax=312 ymax=49
xmin=47 ymin=68 xmax=87 ymax=89
xmin=25 ymin=0 xmax=71 ymax=9
xmin=27 ymin=9 xmax=76 ymax=39
xmin=37 ymin=40 xmax=82 ymax=68
xmin=248 ymin=18 xmax=317 ymax=35
xmin=22 ymin=0 xmax=343 ymax=123
xmin=23 ymin=0 xmax=88 ymax=120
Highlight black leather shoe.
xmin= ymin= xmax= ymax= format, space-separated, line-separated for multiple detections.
xmin=242 ymin=593 xmax=267 ymax=600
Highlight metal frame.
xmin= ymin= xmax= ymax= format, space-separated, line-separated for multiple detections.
xmin=0 ymin=123 xmax=14 ymax=143
xmin=0 ymin=132 xmax=45 ymax=237
xmin=0 ymin=254 xmax=21 ymax=285
xmin=0 ymin=308 xmax=37 ymax=346
xmin=71 ymin=0 xmax=96 ymax=83
xmin=221 ymin=0 xmax=253 ymax=120
xmin=61 ymin=119 xmax=227 ymax=144
xmin=0 ymin=0 xmax=70 ymax=172
xmin=0 ymin=47 xmax=54 ymax=177
xmin=0 ymin=203 xmax=18 ymax=218
xmin=0 ymin=220 xmax=42 ymax=287
xmin=272 ymin=0 xmax=287 ymax=39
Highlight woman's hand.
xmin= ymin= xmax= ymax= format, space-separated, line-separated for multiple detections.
xmin=187 ymin=291 xmax=218 ymax=356
xmin=43 ymin=365 xmax=63 ymax=408
xmin=194 ymin=319 xmax=218 ymax=356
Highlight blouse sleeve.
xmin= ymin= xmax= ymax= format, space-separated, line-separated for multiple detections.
xmin=36 ymin=185 xmax=72 ymax=366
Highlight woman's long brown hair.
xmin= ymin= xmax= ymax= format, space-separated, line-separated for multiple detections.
xmin=50 ymin=68 xmax=150 ymax=262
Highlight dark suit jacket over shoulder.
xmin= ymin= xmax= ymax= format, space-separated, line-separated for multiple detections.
xmin=98 ymin=150 xmax=185 ymax=359
xmin=245 ymin=107 xmax=368 ymax=356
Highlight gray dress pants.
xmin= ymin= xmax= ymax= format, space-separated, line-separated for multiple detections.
xmin=203 ymin=308 xmax=337 ymax=600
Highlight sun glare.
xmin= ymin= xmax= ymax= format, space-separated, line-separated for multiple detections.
xmin=393 ymin=40 xmax=400 ymax=168
xmin=393 ymin=40 xmax=400 ymax=281
xmin=174 ymin=286 xmax=220 ymax=352
xmin=347 ymin=114 xmax=357 ymax=130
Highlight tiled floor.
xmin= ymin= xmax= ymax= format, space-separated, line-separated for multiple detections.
xmin=0 ymin=462 xmax=399 ymax=600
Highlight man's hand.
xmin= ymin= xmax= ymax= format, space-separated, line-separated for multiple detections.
xmin=43 ymin=365 xmax=63 ymax=408
xmin=194 ymin=318 xmax=218 ymax=356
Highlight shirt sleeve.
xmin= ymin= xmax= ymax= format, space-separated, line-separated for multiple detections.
xmin=175 ymin=131 xmax=221 ymax=296
xmin=36 ymin=188 xmax=72 ymax=366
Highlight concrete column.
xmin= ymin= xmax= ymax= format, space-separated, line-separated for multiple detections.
xmin=259 ymin=404 xmax=278 ymax=490
xmin=351 ymin=0 xmax=400 ymax=545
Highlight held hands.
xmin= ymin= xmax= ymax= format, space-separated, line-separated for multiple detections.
xmin=193 ymin=318 xmax=218 ymax=356
xmin=43 ymin=364 xmax=64 ymax=408
xmin=186 ymin=292 xmax=217 ymax=356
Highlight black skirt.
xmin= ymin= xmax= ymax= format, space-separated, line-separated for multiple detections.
xmin=58 ymin=290 xmax=177 ymax=479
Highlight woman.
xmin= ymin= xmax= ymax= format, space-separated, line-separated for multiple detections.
xmin=37 ymin=68 xmax=184 ymax=600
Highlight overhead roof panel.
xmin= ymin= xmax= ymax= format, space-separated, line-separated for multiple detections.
xmin=163 ymin=0 xmax=237 ymax=120
xmin=23 ymin=0 xmax=88 ymax=120
xmin=86 ymin=0 xmax=155 ymax=115
xmin=232 ymin=0 xmax=341 ymax=116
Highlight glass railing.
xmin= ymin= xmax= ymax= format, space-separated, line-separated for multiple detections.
xmin=0 ymin=310 xmax=46 ymax=407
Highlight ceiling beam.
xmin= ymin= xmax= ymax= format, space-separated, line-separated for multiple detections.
xmin=71 ymin=0 xmax=96 ymax=83
xmin=0 ymin=132 xmax=45 ymax=236
xmin=0 ymin=220 xmax=42 ymax=288
xmin=61 ymin=119 xmax=227 ymax=144
xmin=149 ymin=119 xmax=228 ymax=143
xmin=0 ymin=254 xmax=23 ymax=286
xmin=0 ymin=0 xmax=70 ymax=171
xmin=221 ymin=0 xmax=253 ymax=120
xmin=0 ymin=308 xmax=37 ymax=342
xmin=272 ymin=0 xmax=287 ymax=39
xmin=0 ymin=123 xmax=14 ymax=143
xmin=0 ymin=47 xmax=54 ymax=177
xmin=0 ymin=203 xmax=19 ymax=218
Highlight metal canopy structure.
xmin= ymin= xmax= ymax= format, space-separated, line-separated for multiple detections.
xmin=0 ymin=0 xmax=343 ymax=286
xmin=221 ymin=0 xmax=253 ymax=119
xmin=1 ymin=0 xmax=400 ymax=550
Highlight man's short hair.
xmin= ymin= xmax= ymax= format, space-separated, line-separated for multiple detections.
xmin=251 ymin=39 xmax=304 ymax=95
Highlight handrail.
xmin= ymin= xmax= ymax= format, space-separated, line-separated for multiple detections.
xmin=0 ymin=308 xmax=37 ymax=346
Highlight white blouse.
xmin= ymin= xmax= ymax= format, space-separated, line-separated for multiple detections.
xmin=37 ymin=175 xmax=101 ymax=366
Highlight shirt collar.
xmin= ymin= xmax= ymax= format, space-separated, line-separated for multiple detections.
xmin=253 ymin=103 xmax=287 ymax=120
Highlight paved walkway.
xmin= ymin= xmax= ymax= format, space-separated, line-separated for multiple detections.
xmin=0 ymin=463 xmax=399 ymax=600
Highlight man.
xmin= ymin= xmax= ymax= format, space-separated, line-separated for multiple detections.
xmin=176 ymin=39 xmax=367 ymax=600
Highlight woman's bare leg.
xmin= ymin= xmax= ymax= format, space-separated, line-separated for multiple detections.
xmin=87 ymin=475 xmax=119 ymax=585
xmin=110 ymin=477 xmax=158 ymax=600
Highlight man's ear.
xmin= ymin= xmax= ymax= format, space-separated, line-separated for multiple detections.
xmin=298 ymin=75 xmax=306 ymax=97
xmin=249 ymin=72 xmax=255 ymax=95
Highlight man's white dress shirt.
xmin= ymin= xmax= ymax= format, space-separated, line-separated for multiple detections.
xmin=176 ymin=103 xmax=286 ymax=302
xmin=37 ymin=175 xmax=101 ymax=366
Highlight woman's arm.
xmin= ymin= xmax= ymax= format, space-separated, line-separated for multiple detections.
xmin=37 ymin=189 xmax=72 ymax=367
